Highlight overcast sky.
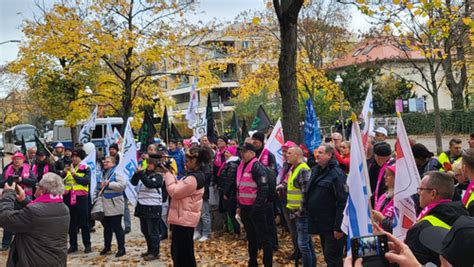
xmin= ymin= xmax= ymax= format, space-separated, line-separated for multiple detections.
xmin=0 ymin=0 xmax=370 ymax=64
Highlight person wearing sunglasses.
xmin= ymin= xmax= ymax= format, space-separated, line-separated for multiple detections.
xmin=405 ymin=171 xmax=468 ymax=265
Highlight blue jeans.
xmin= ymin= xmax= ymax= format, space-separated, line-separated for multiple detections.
xmin=2 ymin=229 xmax=12 ymax=249
xmin=295 ymin=216 xmax=317 ymax=267
xmin=196 ymin=200 xmax=211 ymax=237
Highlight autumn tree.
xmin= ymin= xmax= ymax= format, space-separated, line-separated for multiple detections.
xmin=340 ymin=0 xmax=473 ymax=152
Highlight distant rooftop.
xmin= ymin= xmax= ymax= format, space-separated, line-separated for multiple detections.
xmin=324 ymin=36 xmax=425 ymax=70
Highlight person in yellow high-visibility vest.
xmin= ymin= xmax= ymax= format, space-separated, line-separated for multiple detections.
xmin=461 ymin=149 xmax=474 ymax=216
xmin=405 ymin=171 xmax=468 ymax=265
xmin=63 ymin=148 xmax=92 ymax=254
xmin=438 ymin=138 xmax=463 ymax=172
xmin=286 ymin=147 xmax=315 ymax=267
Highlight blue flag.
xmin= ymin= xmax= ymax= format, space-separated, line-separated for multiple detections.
xmin=304 ymin=99 xmax=322 ymax=153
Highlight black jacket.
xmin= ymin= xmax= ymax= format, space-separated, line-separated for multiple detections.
xmin=222 ymin=158 xmax=240 ymax=206
xmin=238 ymin=157 xmax=269 ymax=211
xmin=131 ymin=169 xmax=163 ymax=218
xmin=306 ymin=158 xmax=348 ymax=234
xmin=405 ymin=201 xmax=468 ymax=265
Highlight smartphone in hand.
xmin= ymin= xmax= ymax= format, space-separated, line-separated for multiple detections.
xmin=351 ymin=234 xmax=390 ymax=267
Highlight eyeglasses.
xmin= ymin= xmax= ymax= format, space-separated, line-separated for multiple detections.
xmin=417 ymin=187 xmax=435 ymax=193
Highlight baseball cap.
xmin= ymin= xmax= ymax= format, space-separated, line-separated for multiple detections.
xmin=55 ymin=142 xmax=65 ymax=148
xmin=419 ymin=216 xmax=474 ymax=267
xmin=374 ymin=127 xmax=388 ymax=136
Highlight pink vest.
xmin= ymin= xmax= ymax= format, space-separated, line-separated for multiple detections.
xmin=259 ymin=149 xmax=269 ymax=166
xmin=32 ymin=164 xmax=49 ymax=177
xmin=4 ymin=163 xmax=33 ymax=196
xmin=237 ymin=158 xmax=258 ymax=206
xmin=375 ymin=193 xmax=394 ymax=220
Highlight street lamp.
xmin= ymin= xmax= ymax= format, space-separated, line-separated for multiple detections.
xmin=84 ymin=86 xmax=93 ymax=95
xmin=335 ymin=75 xmax=345 ymax=140
xmin=0 ymin=40 xmax=20 ymax=46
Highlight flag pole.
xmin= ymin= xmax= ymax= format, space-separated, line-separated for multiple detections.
xmin=351 ymin=113 xmax=376 ymax=230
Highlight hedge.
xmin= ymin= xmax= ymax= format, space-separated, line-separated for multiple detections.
xmin=399 ymin=110 xmax=474 ymax=135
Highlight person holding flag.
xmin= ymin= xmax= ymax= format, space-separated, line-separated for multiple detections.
xmin=62 ymin=149 xmax=92 ymax=254
xmin=372 ymin=165 xmax=396 ymax=232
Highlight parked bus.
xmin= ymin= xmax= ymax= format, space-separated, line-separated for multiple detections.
xmin=50 ymin=117 xmax=124 ymax=154
xmin=4 ymin=124 xmax=41 ymax=154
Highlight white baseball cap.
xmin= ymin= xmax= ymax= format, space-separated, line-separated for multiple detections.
xmin=374 ymin=127 xmax=388 ymax=136
xmin=55 ymin=142 xmax=65 ymax=148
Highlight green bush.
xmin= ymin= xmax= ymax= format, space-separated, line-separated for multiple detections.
xmin=402 ymin=110 xmax=474 ymax=135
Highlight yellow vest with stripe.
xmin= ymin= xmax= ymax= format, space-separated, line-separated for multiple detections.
xmin=419 ymin=215 xmax=452 ymax=230
xmin=64 ymin=164 xmax=89 ymax=193
xmin=286 ymin=162 xmax=310 ymax=210
xmin=465 ymin=192 xmax=474 ymax=209
xmin=438 ymin=152 xmax=462 ymax=172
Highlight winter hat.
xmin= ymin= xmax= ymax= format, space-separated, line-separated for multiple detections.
xmin=373 ymin=142 xmax=392 ymax=157
xmin=109 ymin=143 xmax=119 ymax=151
xmin=252 ymin=131 xmax=265 ymax=143
xmin=412 ymin=143 xmax=434 ymax=159
xmin=55 ymin=142 xmax=65 ymax=148
xmin=226 ymin=146 xmax=237 ymax=156
xmin=72 ymin=149 xmax=86 ymax=160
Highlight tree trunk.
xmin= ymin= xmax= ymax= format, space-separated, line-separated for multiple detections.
xmin=71 ymin=126 xmax=78 ymax=147
xmin=432 ymin=93 xmax=443 ymax=154
xmin=274 ymin=0 xmax=304 ymax=143
xmin=451 ymin=86 xmax=465 ymax=110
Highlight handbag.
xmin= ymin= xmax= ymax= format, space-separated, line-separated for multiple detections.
xmin=90 ymin=195 xmax=104 ymax=221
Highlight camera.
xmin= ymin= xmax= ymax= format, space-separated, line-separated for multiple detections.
xmin=351 ymin=234 xmax=389 ymax=267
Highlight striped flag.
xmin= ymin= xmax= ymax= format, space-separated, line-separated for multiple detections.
xmin=360 ymin=84 xmax=374 ymax=148
xmin=341 ymin=114 xmax=373 ymax=250
xmin=392 ymin=113 xmax=420 ymax=240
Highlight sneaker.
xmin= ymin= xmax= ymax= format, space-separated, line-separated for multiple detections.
xmin=141 ymin=251 xmax=150 ymax=257
xmin=115 ymin=249 xmax=126 ymax=257
xmin=0 ymin=247 xmax=9 ymax=252
xmin=198 ymin=236 xmax=209 ymax=242
xmin=100 ymin=248 xmax=111 ymax=255
xmin=67 ymin=247 xmax=78 ymax=254
xmin=124 ymin=227 xmax=131 ymax=234
xmin=193 ymin=231 xmax=201 ymax=241
xmin=144 ymin=254 xmax=159 ymax=261
xmin=84 ymin=246 xmax=92 ymax=254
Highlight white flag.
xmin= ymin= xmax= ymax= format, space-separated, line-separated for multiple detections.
xmin=185 ymin=82 xmax=199 ymax=129
xmin=341 ymin=118 xmax=373 ymax=250
xmin=115 ymin=118 xmax=138 ymax=206
xmin=393 ymin=113 xmax=420 ymax=240
xmin=105 ymin=118 xmax=114 ymax=156
xmin=79 ymin=106 xmax=98 ymax=144
xmin=113 ymin=128 xmax=123 ymax=146
xmin=194 ymin=108 xmax=207 ymax=140
xmin=80 ymin=145 xmax=97 ymax=202
xmin=260 ymin=119 xmax=284 ymax=182
xmin=360 ymin=84 xmax=374 ymax=146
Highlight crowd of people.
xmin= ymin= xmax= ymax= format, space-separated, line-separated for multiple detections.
xmin=0 ymin=127 xmax=473 ymax=267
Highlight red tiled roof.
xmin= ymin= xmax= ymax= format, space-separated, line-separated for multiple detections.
xmin=324 ymin=37 xmax=425 ymax=70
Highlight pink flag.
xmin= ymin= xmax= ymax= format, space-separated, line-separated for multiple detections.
xmin=393 ymin=113 xmax=420 ymax=240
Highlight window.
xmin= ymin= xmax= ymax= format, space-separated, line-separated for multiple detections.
xmin=352 ymin=48 xmax=363 ymax=57
xmin=92 ymin=125 xmax=103 ymax=139
xmin=362 ymin=45 xmax=376 ymax=55
xmin=242 ymin=41 xmax=250 ymax=49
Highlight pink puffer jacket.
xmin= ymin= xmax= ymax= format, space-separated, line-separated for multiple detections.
xmin=164 ymin=172 xmax=204 ymax=228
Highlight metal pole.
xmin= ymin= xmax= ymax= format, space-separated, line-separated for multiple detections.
xmin=338 ymin=84 xmax=345 ymax=140
xmin=219 ymin=96 xmax=224 ymax=135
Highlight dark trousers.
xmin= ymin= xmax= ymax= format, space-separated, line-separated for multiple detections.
xmin=65 ymin=195 xmax=91 ymax=249
xmin=139 ymin=217 xmax=161 ymax=256
xmin=1 ymin=229 xmax=12 ymax=248
xmin=241 ymin=207 xmax=273 ymax=267
xmin=265 ymin=203 xmax=278 ymax=250
xmin=319 ymin=233 xmax=345 ymax=267
xmin=159 ymin=218 xmax=168 ymax=238
xmin=101 ymin=215 xmax=125 ymax=251
xmin=171 ymin=224 xmax=196 ymax=267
